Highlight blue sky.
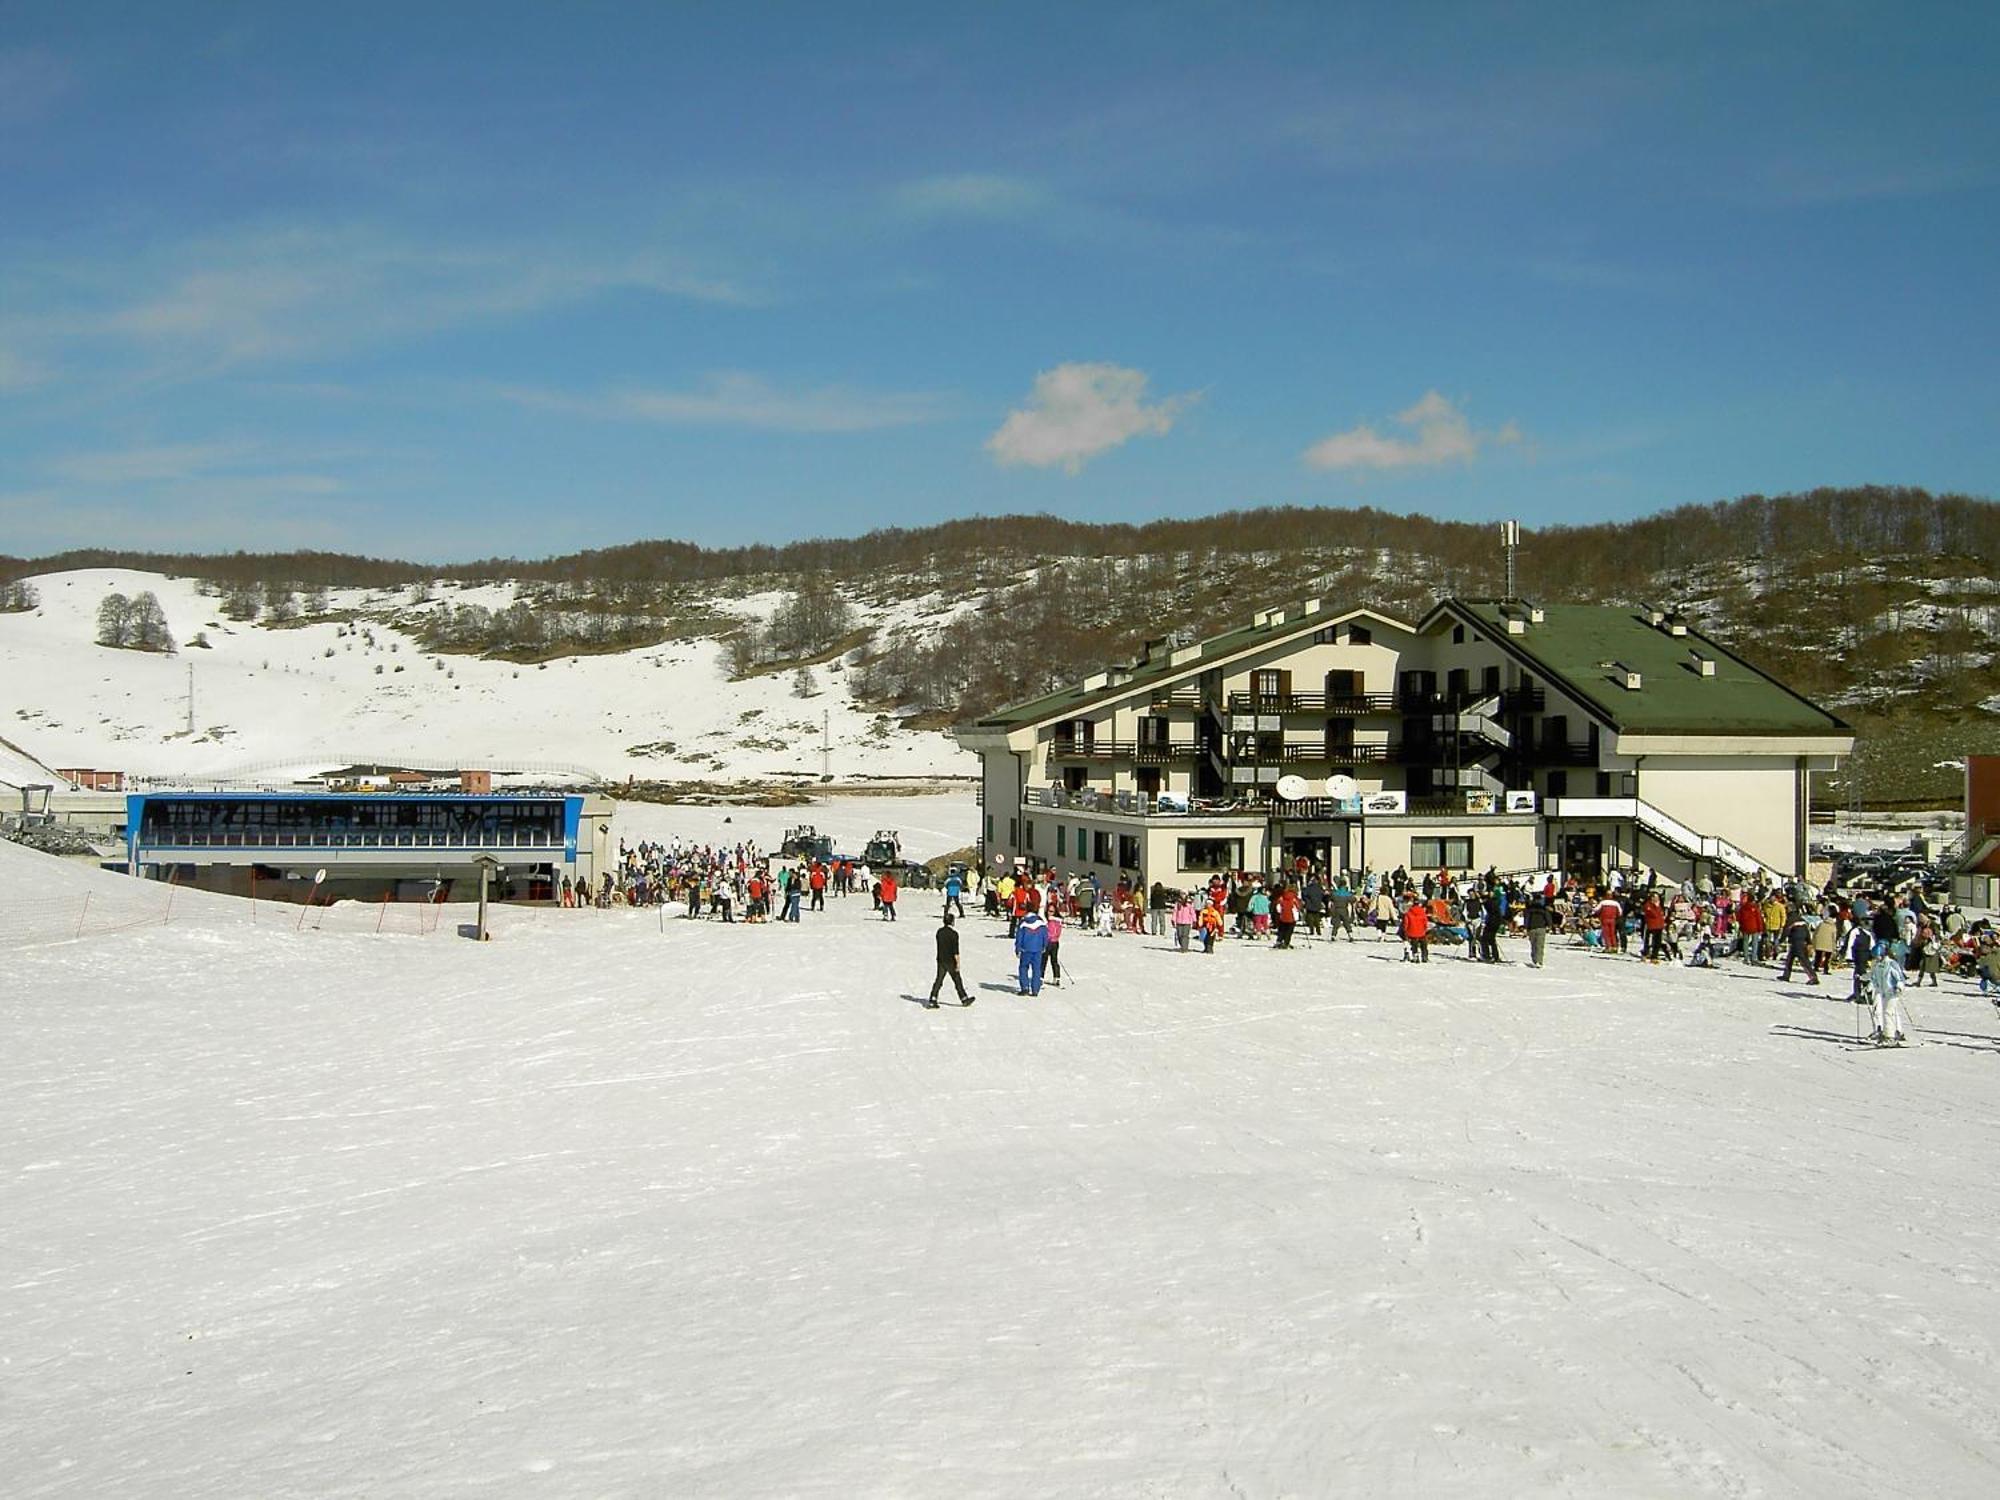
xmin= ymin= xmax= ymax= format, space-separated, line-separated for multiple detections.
xmin=0 ymin=1 xmax=1994 ymax=560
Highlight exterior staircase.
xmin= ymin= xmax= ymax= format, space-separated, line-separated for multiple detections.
xmin=1547 ymin=796 xmax=1771 ymax=879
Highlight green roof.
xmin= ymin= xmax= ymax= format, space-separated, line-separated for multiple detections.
xmin=968 ymin=596 xmax=1850 ymax=741
xmin=971 ymin=607 xmax=1390 ymax=731
xmin=1448 ymin=601 xmax=1850 ymax=738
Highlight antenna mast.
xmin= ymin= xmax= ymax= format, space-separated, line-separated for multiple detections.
xmin=1501 ymin=520 xmax=1520 ymax=600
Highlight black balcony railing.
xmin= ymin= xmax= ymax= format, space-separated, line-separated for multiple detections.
xmin=1048 ymin=738 xmax=1202 ymax=762
xmin=1276 ymin=741 xmax=1394 ymax=765
xmin=1226 ymin=691 xmax=1400 ymax=715
xmin=1147 ymin=688 xmax=1207 ymax=711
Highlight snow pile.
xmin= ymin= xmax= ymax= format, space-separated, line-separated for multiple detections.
xmin=6 ymin=829 xmax=2000 ymax=1495
xmin=0 ymin=569 xmax=972 ymax=785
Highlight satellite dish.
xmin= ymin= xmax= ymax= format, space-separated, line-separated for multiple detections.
xmin=1274 ymin=774 xmax=1311 ymax=801
xmin=1326 ymin=774 xmax=1360 ymax=800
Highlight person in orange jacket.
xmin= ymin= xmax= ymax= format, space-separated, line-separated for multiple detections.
xmin=1198 ymin=899 xmax=1225 ymax=953
xmin=879 ymin=871 xmax=898 ymax=921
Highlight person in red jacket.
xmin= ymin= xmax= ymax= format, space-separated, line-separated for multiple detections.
xmin=1400 ymin=897 xmax=1430 ymax=963
xmin=1738 ymin=889 xmax=1766 ymax=963
xmin=879 ymin=871 xmax=899 ymax=921
xmin=808 ymin=861 xmax=827 ymax=911
xmin=1641 ymin=893 xmax=1667 ymax=963
xmin=1273 ymin=885 xmax=1301 ymax=949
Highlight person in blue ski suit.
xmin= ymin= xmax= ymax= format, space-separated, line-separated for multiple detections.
xmin=1014 ymin=910 xmax=1050 ymax=995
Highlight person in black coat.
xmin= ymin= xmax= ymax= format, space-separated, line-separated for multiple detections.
xmin=926 ymin=913 xmax=971 ymax=1008
xmin=1523 ymin=896 xmax=1551 ymax=967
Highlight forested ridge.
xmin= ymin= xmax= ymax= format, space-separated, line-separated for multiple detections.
xmin=6 ymin=486 xmax=1994 ymax=593
xmin=7 ymin=485 xmax=2000 ymax=803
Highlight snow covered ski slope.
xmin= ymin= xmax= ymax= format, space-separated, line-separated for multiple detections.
xmin=6 ymin=836 xmax=2000 ymax=1497
xmin=0 ymin=569 xmax=968 ymax=784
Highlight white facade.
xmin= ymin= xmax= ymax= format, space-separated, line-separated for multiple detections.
xmin=959 ymin=599 xmax=1852 ymax=888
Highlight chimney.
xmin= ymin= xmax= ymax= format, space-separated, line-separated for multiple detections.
xmin=1613 ymin=662 xmax=1643 ymax=690
xmin=1665 ymin=613 xmax=1689 ymax=637
xmin=1529 ymin=605 xmax=1545 ymax=623
xmin=1643 ymin=604 xmax=1665 ymax=627
xmin=1688 ymin=648 xmax=1716 ymax=678
xmin=1302 ymin=598 xmax=1322 ymax=616
xmin=1170 ymin=643 xmax=1202 ymax=666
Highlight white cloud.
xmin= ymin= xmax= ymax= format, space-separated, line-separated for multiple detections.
xmin=1303 ymin=391 xmax=1521 ymax=472
xmin=986 ymin=362 xmax=1194 ymax=473
xmin=501 ymin=373 xmax=946 ymax=434
xmin=100 ymin=226 xmax=757 ymax=369
xmin=893 ymin=174 xmax=1051 ymax=221
xmin=49 ymin=442 xmax=252 ymax=485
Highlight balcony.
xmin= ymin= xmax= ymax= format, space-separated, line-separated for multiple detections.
xmin=1499 ymin=686 xmax=1546 ymax=713
xmin=1271 ymin=740 xmax=1394 ymax=765
xmin=1147 ymin=688 xmax=1207 ymax=711
xmin=1048 ymin=737 xmax=1203 ymax=763
xmin=1226 ymin=691 xmax=1399 ymax=715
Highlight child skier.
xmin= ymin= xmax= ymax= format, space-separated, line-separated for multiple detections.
xmin=1867 ymin=941 xmax=1908 ymax=1045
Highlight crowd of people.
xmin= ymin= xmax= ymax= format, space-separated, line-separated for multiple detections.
xmin=567 ymin=827 xmax=1997 ymax=1048
xmin=557 ymin=836 xmax=905 ymax=922
xmin=958 ymin=857 xmax=2000 ymax=1046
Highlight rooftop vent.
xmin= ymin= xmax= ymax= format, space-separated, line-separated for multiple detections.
xmin=1613 ymin=661 xmax=1644 ymax=691
xmin=1302 ymin=598 xmax=1322 ymax=616
xmin=1688 ymin=648 xmax=1716 ymax=678
xmin=1170 ymin=643 xmax=1202 ymax=666
xmin=1083 ymin=670 xmax=1110 ymax=691
xmin=1505 ymin=615 xmax=1526 ymax=635
xmin=1529 ymin=605 xmax=1545 ymax=623
xmin=1642 ymin=604 xmax=1666 ymax=627
xmin=1665 ymin=612 xmax=1689 ymax=638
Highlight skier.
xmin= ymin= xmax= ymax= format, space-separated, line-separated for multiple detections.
xmin=1867 ymin=941 xmax=1908 ymax=1045
xmin=1845 ymin=921 xmax=1875 ymax=1001
xmin=1041 ymin=909 xmax=1064 ymax=987
xmin=943 ymin=868 xmax=965 ymax=919
xmin=879 ymin=871 xmax=898 ymax=921
xmin=1400 ymin=897 xmax=1430 ymax=963
xmin=925 ymin=912 xmax=971 ymax=1008
xmin=1014 ymin=909 xmax=1049 ymax=995
xmin=1329 ymin=877 xmax=1356 ymax=941
xmin=1480 ymin=886 xmax=1506 ymax=963
xmin=1273 ymin=885 xmax=1300 ymax=949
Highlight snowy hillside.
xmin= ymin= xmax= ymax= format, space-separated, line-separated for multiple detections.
xmin=6 ymin=830 xmax=2000 ymax=1496
xmin=0 ymin=569 xmax=971 ymax=785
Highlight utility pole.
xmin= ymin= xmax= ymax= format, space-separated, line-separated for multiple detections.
xmin=186 ymin=663 xmax=195 ymax=737
xmin=822 ymin=709 xmax=831 ymax=780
